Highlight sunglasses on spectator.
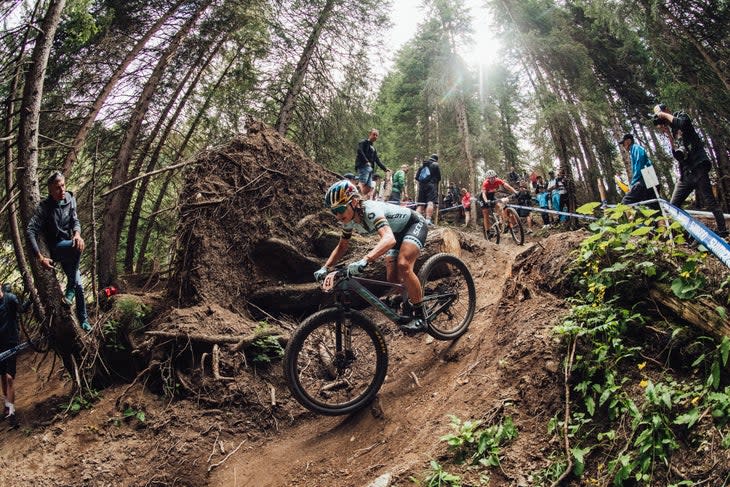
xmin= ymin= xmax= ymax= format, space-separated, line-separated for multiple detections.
xmin=331 ymin=204 xmax=348 ymax=215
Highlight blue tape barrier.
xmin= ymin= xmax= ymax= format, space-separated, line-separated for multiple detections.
xmin=658 ymin=200 xmax=730 ymax=268
xmin=506 ymin=204 xmax=598 ymax=221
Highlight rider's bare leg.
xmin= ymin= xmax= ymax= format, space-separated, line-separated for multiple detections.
xmin=397 ymin=242 xmax=422 ymax=305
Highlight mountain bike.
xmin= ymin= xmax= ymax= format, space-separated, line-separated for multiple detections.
xmin=283 ymin=253 xmax=476 ymax=416
xmin=481 ymin=197 xmax=524 ymax=246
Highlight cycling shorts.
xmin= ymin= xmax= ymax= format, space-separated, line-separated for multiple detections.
xmin=386 ymin=212 xmax=428 ymax=257
xmin=478 ymin=192 xmax=496 ymax=208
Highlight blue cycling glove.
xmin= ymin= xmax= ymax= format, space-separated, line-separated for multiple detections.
xmin=313 ymin=266 xmax=329 ymax=282
xmin=347 ymin=258 xmax=368 ymax=276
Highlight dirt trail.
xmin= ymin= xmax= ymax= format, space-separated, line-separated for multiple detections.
xmin=0 ymin=228 xmax=568 ymax=487
xmin=210 ymin=239 xmax=544 ymax=487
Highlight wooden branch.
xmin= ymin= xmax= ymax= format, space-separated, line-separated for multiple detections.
xmin=212 ymin=344 xmax=234 ymax=381
xmin=145 ymin=330 xmax=242 ymax=344
xmin=100 ymin=159 xmax=195 ymax=197
xmin=649 ymin=283 xmax=730 ymax=338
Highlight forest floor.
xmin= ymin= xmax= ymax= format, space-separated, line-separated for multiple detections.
xmin=0 ymin=224 xmax=576 ymax=487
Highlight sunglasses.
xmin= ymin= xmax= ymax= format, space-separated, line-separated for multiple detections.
xmin=331 ymin=204 xmax=348 ymax=215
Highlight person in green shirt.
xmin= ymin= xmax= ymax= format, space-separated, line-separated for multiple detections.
xmin=390 ymin=164 xmax=408 ymax=204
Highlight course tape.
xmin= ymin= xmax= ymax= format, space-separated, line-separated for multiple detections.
xmin=506 ymin=204 xmax=597 ymax=221
xmin=605 ymin=198 xmax=730 ymax=268
xmin=658 ymin=200 xmax=730 ymax=268
xmin=0 ymin=340 xmax=32 ymax=362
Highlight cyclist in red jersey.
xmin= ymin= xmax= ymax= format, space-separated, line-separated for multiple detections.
xmin=479 ymin=169 xmax=518 ymax=237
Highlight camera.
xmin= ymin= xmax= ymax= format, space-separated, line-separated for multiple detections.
xmin=672 ymin=148 xmax=686 ymax=161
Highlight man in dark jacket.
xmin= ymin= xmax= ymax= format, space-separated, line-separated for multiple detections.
xmin=654 ymin=104 xmax=728 ymax=237
xmin=415 ymin=154 xmax=441 ymax=225
xmin=355 ymin=128 xmax=389 ymax=199
xmin=0 ymin=285 xmax=31 ymax=427
xmin=27 ymin=171 xmax=90 ymax=331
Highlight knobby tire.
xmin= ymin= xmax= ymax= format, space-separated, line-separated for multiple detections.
xmin=283 ymin=308 xmax=388 ymax=416
xmin=418 ymin=253 xmax=476 ymax=340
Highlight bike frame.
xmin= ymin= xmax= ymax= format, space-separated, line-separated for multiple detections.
xmin=329 ymin=274 xmax=409 ymax=324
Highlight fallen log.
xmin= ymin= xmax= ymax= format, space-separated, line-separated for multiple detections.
xmin=145 ymin=329 xmax=288 ymax=349
xmin=649 ymin=283 xmax=730 ymax=339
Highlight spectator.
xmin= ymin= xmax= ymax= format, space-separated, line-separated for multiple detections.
xmin=547 ymin=169 xmax=568 ymax=223
xmin=533 ymin=176 xmax=550 ymax=225
xmin=371 ymin=173 xmax=383 ymax=201
xmin=27 ymin=172 xmax=91 ymax=332
xmin=619 ymin=133 xmax=658 ymax=209
xmin=415 ymin=154 xmax=441 ymax=225
xmin=515 ymin=181 xmax=535 ymax=234
xmin=0 ymin=284 xmax=31 ymax=428
xmin=507 ymin=166 xmax=520 ymax=185
xmin=461 ymin=188 xmax=472 ymax=227
xmin=653 ymin=104 xmax=728 ymax=237
xmin=390 ymin=164 xmax=408 ymax=204
xmin=355 ymin=128 xmax=389 ymax=199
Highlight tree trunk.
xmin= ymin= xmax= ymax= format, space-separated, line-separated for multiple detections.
xmin=61 ymin=0 xmax=184 ymax=175
xmin=135 ymin=53 xmax=238 ymax=273
xmin=3 ymin=7 xmax=37 ymax=308
xmin=97 ymin=1 xmax=211 ymax=287
xmin=123 ymin=39 xmax=223 ymax=272
xmin=16 ymin=0 xmax=87 ymax=375
xmin=649 ymin=284 xmax=730 ymax=339
xmin=275 ymin=0 xmax=338 ymax=136
xmin=658 ymin=5 xmax=730 ymax=93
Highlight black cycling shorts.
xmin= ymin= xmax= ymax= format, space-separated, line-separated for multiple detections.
xmin=387 ymin=212 xmax=428 ymax=256
xmin=478 ymin=192 xmax=496 ymax=208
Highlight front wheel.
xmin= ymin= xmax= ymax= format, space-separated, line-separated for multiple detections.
xmin=482 ymin=210 xmax=500 ymax=244
xmin=283 ymin=308 xmax=388 ymax=415
xmin=418 ymin=253 xmax=476 ymax=340
xmin=504 ymin=207 xmax=524 ymax=245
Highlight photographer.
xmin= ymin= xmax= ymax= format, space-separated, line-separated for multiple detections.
xmin=653 ymin=104 xmax=728 ymax=237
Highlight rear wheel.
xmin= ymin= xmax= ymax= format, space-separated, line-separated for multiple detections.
xmin=418 ymin=253 xmax=476 ymax=340
xmin=283 ymin=308 xmax=388 ymax=415
xmin=504 ymin=207 xmax=524 ymax=245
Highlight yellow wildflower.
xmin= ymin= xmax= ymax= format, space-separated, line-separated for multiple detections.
xmin=637 ymin=362 xmax=646 ymax=370
xmin=640 ymin=379 xmax=648 ymax=388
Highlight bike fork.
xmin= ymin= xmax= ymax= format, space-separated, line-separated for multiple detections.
xmin=336 ymin=310 xmax=352 ymax=356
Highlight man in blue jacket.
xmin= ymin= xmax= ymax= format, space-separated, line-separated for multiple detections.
xmin=619 ymin=133 xmax=658 ymax=209
xmin=27 ymin=172 xmax=91 ymax=331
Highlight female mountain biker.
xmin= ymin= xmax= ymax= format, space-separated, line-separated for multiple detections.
xmin=314 ymin=180 xmax=428 ymax=331
xmin=479 ymin=169 xmax=518 ymax=236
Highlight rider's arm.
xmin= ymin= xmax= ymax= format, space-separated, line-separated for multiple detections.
xmin=324 ymin=237 xmax=350 ymax=268
xmin=502 ymin=182 xmax=518 ymax=195
xmin=363 ymin=225 xmax=396 ymax=264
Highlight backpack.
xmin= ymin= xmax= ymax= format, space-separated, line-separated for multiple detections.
xmin=417 ymin=164 xmax=431 ymax=183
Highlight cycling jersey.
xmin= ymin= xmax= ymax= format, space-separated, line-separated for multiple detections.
xmin=481 ymin=177 xmax=506 ymax=193
xmin=341 ymin=201 xmax=427 ymax=252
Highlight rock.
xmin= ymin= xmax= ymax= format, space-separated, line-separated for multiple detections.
xmin=367 ymin=472 xmax=392 ymax=487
